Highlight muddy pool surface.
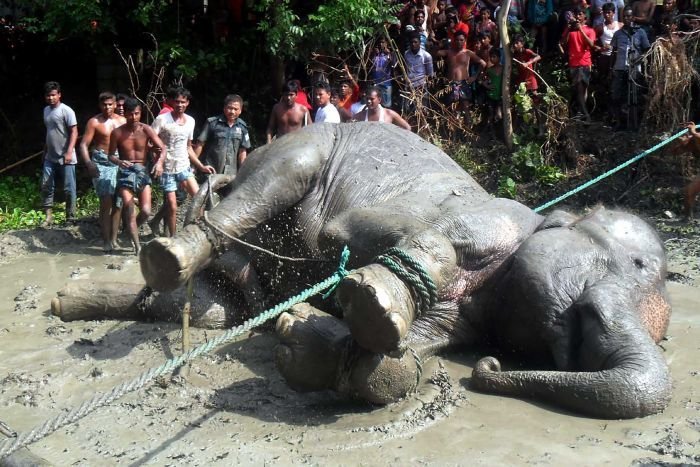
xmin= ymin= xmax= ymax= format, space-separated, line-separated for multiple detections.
xmin=0 ymin=218 xmax=699 ymax=466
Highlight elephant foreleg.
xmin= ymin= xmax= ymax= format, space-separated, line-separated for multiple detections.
xmin=140 ymin=130 xmax=335 ymax=292
xmin=321 ymin=209 xmax=457 ymax=354
xmin=211 ymin=248 xmax=265 ymax=314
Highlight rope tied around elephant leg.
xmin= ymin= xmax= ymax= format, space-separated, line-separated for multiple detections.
xmin=374 ymin=247 xmax=438 ymax=315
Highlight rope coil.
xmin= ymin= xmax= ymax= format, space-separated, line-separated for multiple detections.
xmin=374 ymin=247 xmax=438 ymax=313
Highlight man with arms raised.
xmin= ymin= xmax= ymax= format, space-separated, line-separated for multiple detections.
xmin=352 ymin=86 xmax=411 ymax=130
xmin=108 ymin=98 xmax=165 ymax=254
xmin=79 ymin=91 xmax=126 ymax=252
xmin=266 ymin=80 xmax=310 ymax=143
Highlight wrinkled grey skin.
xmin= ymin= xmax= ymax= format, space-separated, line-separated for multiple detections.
xmin=140 ymin=123 xmax=672 ymax=419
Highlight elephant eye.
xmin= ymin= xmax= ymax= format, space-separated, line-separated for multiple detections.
xmin=634 ymin=257 xmax=645 ymax=269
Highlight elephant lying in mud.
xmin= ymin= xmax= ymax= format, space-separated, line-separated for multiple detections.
xmin=74 ymin=123 xmax=673 ymax=419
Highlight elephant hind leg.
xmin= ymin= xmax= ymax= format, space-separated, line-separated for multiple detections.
xmin=275 ymin=304 xmax=427 ymax=404
xmin=321 ymin=208 xmax=457 ymax=355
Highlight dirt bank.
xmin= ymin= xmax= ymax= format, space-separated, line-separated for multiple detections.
xmin=0 ymin=214 xmax=699 ymax=465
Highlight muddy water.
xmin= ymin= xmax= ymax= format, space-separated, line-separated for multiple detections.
xmin=0 ymin=240 xmax=699 ymax=465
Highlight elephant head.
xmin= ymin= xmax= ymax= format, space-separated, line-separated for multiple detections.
xmin=472 ymin=207 xmax=671 ymax=419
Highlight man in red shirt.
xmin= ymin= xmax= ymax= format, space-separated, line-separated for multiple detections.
xmin=560 ymin=7 xmax=597 ymax=122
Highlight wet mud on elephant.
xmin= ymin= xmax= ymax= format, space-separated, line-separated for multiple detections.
xmin=78 ymin=123 xmax=671 ymax=419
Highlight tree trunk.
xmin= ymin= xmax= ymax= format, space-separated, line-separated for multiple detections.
xmin=51 ymin=281 xmax=146 ymax=321
xmin=497 ymin=0 xmax=514 ymax=150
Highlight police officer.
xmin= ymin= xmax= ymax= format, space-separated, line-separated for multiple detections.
xmin=194 ymin=94 xmax=251 ymax=175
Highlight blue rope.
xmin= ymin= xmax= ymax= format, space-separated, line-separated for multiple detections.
xmin=533 ymin=126 xmax=693 ymax=213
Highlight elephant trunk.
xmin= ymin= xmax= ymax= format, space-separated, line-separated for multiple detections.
xmin=470 ymin=342 xmax=671 ymax=419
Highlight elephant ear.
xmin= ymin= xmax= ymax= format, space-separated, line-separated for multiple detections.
xmin=471 ymin=284 xmax=672 ymax=419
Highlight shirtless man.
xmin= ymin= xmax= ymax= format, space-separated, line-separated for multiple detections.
xmin=352 ymin=86 xmax=411 ymax=130
xmin=436 ymin=30 xmax=486 ymax=122
xmin=266 ymin=80 xmax=310 ymax=143
xmin=79 ymin=91 xmax=126 ymax=252
xmin=631 ymin=0 xmax=656 ymax=31
xmin=108 ymin=98 xmax=166 ymax=254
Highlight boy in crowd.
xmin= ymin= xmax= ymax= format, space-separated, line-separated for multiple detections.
xmin=267 ymin=81 xmax=310 ymax=143
xmin=41 ymin=81 xmax=78 ymax=226
xmin=108 ymin=98 xmax=166 ymax=254
xmin=196 ymin=94 xmax=251 ymax=175
xmin=152 ymin=87 xmax=216 ymax=236
xmin=79 ymin=91 xmax=126 ymax=252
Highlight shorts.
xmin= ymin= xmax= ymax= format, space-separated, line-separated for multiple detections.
xmin=449 ymin=80 xmax=473 ymax=103
xmin=91 ymin=149 xmax=117 ymax=197
xmin=117 ymin=164 xmax=152 ymax=195
xmin=160 ymin=167 xmax=194 ymax=192
xmin=569 ymin=66 xmax=591 ymax=85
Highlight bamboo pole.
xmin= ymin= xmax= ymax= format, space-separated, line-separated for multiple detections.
xmin=0 ymin=150 xmax=43 ymax=175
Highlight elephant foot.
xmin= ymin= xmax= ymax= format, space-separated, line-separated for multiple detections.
xmin=275 ymin=303 xmax=420 ymax=404
xmin=336 ymin=264 xmax=416 ymax=354
xmin=275 ymin=303 xmax=352 ymax=392
xmin=140 ymin=224 xmax=213 ymax=291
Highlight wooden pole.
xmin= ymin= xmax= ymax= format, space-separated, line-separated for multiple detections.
xmin=183 ymin=277 xmax=193 ymax=354
xmin=0 ymin=150 xmax=43 ymax=175
xmin=497 ymin=0 xmax=514 ymax=150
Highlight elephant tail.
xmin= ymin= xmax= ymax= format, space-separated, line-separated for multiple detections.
xmin=469 ymin=344 xmax=672 ymax=419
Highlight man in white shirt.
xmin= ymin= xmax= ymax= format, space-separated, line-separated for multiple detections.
xmin=151 ymin=87 xmax=215 ymax=236
xmin=313 ymin=82 xmax=341 ymax=123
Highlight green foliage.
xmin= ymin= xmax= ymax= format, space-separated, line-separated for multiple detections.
xmin=255 ymin=0 xmax=399 ymax=59
xmin=21 ymin=0 xmax=117 ymax=47
xmin=448 ymin=144 xmax=487 ymax=175
xmin=513 ymin=83 xmax=533 ymax=124
xmin=498 ymin=175 xmax=517 ymax=198
xmin=0 ymin=174 xmax=99 ymax=231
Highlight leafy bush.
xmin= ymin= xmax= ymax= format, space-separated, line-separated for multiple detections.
xmin=0 ymin=173 xmax=99 ymax=231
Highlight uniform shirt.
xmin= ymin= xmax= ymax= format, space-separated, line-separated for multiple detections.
xmin=152 ymin=112 xmax=195 ymax=174
xmin=611 ymin=27 xmax=650 ymax=71
xmin=197 ymin=115 xmax=251 ymax=175
xmin=43 ymin=103 xmax=77 ymax=164
xmin=315 ymin=103 xmax=341 ymax=123
xmin=404 ymin=47 xmax=434 ymax=88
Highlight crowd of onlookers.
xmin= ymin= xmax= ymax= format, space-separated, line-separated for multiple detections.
xmin=298 ymin=0 xmax=699 ymax=130
xmin=36 ymin=0 xmax=700 ymax=252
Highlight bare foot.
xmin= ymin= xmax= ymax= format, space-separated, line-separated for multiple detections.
xmin=275 ymin=304 xmax=350 ymax=392
xmin=103 ymin=240 xmax=113 ymax=253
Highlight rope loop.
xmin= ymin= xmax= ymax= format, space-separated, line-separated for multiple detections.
xmin=374 ymin=247 xmax=438 ymax=313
